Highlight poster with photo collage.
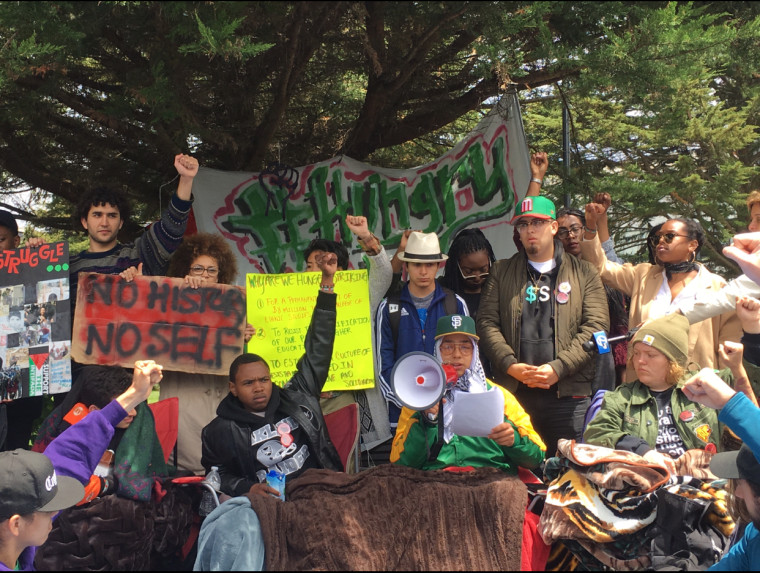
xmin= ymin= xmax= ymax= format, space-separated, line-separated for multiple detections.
xmin=0 ymin=242 xmax=71 ymax=400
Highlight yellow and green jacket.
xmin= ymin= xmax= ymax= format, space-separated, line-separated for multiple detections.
xmin=390 ymin=381 xmax=545 ymax=473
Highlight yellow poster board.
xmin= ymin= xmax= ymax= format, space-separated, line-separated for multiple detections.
xmin=245 ymin=270 xmax=374 ymax=392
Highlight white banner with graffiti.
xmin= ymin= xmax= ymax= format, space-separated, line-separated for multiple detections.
xmin=191 ymin=93 xmax=531 ymax=284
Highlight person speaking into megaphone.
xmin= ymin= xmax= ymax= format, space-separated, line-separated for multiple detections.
xmin=390 ymin=315 xmax=545 ymax=473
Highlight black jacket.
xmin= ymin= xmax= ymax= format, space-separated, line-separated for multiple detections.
xmin=201 ymin=291 xmax=343 ymax=496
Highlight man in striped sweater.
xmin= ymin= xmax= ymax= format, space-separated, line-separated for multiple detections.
xmin=68 ymin=153 xmax=198 ymax=308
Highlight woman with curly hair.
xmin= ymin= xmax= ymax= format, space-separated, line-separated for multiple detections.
xmin=166 ymin=232 xmax=239 ymax=286
xmin=159 ymin=233 xmax=253 ymax=474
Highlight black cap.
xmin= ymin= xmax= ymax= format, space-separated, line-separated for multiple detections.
xmin=710 ymin=444 xmax=760 ymax=487
xmin=0 ymin=210 xmax=19 ymax=236
xmin=0 ymin=449 xmax=84 ymax=520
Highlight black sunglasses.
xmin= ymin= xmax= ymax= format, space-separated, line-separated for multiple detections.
xmin=649 ymin=232 xmax=689 ymax=245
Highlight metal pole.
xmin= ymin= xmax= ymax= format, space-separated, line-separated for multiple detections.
xmin=562 ymin=105 xmax=571 ymax=208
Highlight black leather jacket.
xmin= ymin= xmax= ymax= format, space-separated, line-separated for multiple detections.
xmin=201 ymin=291 xmax=343 ymax=496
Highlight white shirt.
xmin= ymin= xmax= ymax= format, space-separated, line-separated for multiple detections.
xmin=649 ymin=265 xmax=706 ymax=319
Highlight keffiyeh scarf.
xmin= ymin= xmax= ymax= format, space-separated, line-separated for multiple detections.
xmin=435 ymin=338 xmax=489 ymax=443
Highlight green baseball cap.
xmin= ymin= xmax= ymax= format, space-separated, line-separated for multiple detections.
xmin=631 ymin=313 xmax=689 ymax=366
xmin=435 ymin=314 xmax=479 ymax=340
xmin=509 ymin=196 xmax=556 ymax=224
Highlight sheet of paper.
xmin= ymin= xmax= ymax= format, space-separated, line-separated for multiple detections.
xmin=449 ymin=388 xmax=505 ymax=437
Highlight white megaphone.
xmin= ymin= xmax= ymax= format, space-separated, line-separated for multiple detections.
xmin=390 ymin=351 xmax=448 ymax=411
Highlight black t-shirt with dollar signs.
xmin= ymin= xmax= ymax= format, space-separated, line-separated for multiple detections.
xmin=519 ymin=259 xmax=559 ymax=370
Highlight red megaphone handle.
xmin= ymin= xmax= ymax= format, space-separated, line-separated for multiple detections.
xmin=442 ymin=364 xmax=458 ymax=384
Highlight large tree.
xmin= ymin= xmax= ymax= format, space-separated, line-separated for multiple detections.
xmin=0 ymin=1 xmax=653 ymax=233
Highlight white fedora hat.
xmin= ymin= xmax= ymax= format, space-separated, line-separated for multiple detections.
xmin=397 ymin=231 xmax=448 ymax=263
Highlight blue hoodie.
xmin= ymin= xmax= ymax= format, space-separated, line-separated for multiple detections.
xmin=709 ymin=392 xmax=760 ymax=571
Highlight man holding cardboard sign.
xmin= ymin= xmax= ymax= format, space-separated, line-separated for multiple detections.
xmin=69 ymin=154 xmax=198 ymax=309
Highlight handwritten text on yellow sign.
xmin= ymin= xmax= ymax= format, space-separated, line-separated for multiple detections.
xmin=246 ymin=270 xmax=374 ymax=391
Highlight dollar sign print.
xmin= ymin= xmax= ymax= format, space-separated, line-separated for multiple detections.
xmin=526 ymin=286 xmax=537 ymax=303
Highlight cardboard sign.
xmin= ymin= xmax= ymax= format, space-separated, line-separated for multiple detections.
xmin=0 ymin=242 xmax=72 ymax=400
xmin=246 ymin=270 xmax=374 ymax=392
xmin=72 ymin=273 xmax=245 ymax=374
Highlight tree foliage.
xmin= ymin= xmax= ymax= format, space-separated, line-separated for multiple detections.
xmin=522 ymin=1 xmax=760 ymax=276
xmin=0 ymin=1 xmax=757 ymax=277
xmin=0 ymin=1 xmax=651 ymax=231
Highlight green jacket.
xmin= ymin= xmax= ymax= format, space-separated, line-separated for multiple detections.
xmin=583 ymin=370 xmax=734 ymax=452
xmin=476 ymin=242 xmax=610 ymax=397
xmin=390 ymin=382 xmax=545 ymax=473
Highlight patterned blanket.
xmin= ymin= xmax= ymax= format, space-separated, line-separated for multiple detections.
xmin=539 ymin=440 xmax=734 ymax=570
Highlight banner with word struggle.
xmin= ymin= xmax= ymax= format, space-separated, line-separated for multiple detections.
xmin=0 ymin=242 xmax=71 ymax=400
xmin=246 ymin=270 xmax=373 ymax=392
xmin=72 ymin=273 xmax=245 ymax=374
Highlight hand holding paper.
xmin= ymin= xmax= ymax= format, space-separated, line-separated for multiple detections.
xmin=488 ymin=422 xmax=515 ymax=447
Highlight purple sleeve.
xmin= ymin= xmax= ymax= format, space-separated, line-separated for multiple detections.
xmin=44 ymin=400 xmax=127 ymax=484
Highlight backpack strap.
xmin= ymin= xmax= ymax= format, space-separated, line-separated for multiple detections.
xmin=442 ymin=287 xmax=458 ymax=316
xmin=387 ymin=292 xmax=402 ymax=351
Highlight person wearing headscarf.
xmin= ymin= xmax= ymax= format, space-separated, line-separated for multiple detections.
xmin=391 ymin=314 xmax=545 ymax=472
